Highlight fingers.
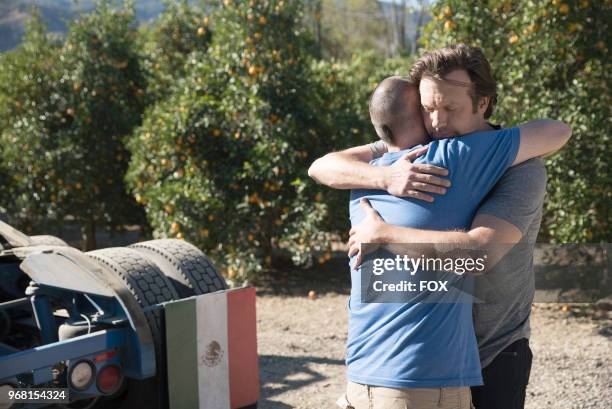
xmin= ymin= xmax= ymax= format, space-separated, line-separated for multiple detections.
xmin=348 ymin=243 xmax=362 ymax=268
xmin=404 ymin=146 xmax=429 ymax=162
xmin=410 ymin=163 xmax=450 ymax=178
xmin=405 ymin=190 xmax=434 ymax=202
xmin=359 ymin=198 xmax=382 ymax=219
xmin=410 ymin=170 xmax=451 ymax=188
xmin=410 ymin=182 xmax=447 ymax=195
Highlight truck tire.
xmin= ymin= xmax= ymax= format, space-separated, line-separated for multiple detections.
xmin=129 ymin=239 xmax=227 ymax=298
xmin=29 ymin=235 xmax=69 ymax=246
xmin=86 ymin=247 xmax=179 ymax=409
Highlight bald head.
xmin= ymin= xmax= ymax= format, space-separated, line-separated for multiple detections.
xmin=369 ymin=76 xmax=427 ymax=149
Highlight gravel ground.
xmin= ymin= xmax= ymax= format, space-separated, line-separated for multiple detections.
xmin=255 ymin=264 xmax=611 ymax=409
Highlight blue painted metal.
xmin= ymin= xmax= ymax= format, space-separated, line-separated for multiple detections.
xmin=0 ymin=342 xmax=18 ymax=355
xmin=0 ymin=328 xmax=127 ymax=381
xmin=29 ymin=294 xmax=58 ymax=344
xmin=32 ymin=366 xmax=53 ymax=384
xmin=1 ymin=244 xmax=160 ymax=388
xmin=18 ymin=248 xmax=158 ymax=379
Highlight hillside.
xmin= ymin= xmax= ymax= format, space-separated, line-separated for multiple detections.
xmin=0 ymin=0 xmax=178 ymax=51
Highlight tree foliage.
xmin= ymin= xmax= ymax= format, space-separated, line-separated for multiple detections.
xmin=126 ymin=0 xmax=364 ymax=282
xmin=0 ymin=2 xmax=146 ymax=248
xmin=140 ymin=0 xmax=213 ymax=102
xmin=423 ymin=0 xmax=611 ymax=242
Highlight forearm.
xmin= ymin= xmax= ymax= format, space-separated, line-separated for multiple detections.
xmin=376 ymin=224 xmax=497 ymax=274
xmin=514 ymin=119 xmax=572 ymax=165
xmin=308 ymin=152 xmax=387 ymax=190
xmin=378 ymin=224 xmax=477 ymax=246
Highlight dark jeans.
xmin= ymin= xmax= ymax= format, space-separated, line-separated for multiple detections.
xmin=471 ymin=338 xmax=533 ymax=409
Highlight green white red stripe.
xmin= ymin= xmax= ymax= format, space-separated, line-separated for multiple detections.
xmin=166 ymin=287 xmax=259 ymax=409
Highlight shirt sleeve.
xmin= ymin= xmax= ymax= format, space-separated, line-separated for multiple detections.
xmin=369 ymin=140 xmax=388 ymax=159
xmin=476 ymin=158 xmax=547 ymax=234
xmin=448 ymin=127 xmax=521 ymax=201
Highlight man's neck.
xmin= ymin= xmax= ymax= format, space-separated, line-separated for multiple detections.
xmin=389 ymin=132 xmax=429 ymax=152
xmin=477 ymin=119 xmax=495 ymax=132
xmin=448 ymin=120 xmax=495 ymax=139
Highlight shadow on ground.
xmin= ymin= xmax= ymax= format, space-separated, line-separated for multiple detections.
xmin=259 ymin=354 xmax=345 ymax=407
xmin=254 ymin=255 xmax=352 ymax=297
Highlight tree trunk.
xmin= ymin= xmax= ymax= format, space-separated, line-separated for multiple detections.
xmin=82 ymin=217 xmax=96 ymax=251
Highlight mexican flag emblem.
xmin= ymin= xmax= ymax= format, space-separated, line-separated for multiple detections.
xmin=165 ymin=287 xmax=259 ymax=409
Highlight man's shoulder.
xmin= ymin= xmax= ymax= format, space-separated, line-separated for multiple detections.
xmin=435 ymin=127 xmax=519 ymax=155
xmin=501 ymin=157 xmax=547 ymax=180
xmin=369 ymin=140 xmax=388 ymax=160
xmin=486 ymin=157 xmax=547 ymax=198
xmin=478 ymin=157 xmax=547 ymax=232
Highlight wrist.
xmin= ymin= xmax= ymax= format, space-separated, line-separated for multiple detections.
xmin=385 ymin=225 xmax=416 ymax=244
xmin=375 ymin=167 xmax=390 ymax=191
xmin=376 ymin=223 xmax=393 ymax=243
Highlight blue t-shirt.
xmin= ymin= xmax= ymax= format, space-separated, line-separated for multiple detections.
xmin=347 ymin=127 xmax=521 ymax=388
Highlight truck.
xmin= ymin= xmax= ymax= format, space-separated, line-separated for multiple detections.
xmin=0 ymin=220 xmax=258 ymax=409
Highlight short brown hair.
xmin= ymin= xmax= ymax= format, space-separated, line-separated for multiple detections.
xmin=369 ymin=76 xmax=418 ymax=145
xmin=409 ymin=44 xmax=497 ymax=118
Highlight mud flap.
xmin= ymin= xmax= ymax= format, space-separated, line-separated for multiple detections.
xmin=165 ymin=287 xmax=259 ymax=409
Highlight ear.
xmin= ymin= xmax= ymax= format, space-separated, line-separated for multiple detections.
xmin=478 ymin=96 xmax=490 ymax=114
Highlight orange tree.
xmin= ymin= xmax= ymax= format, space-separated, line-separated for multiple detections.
xmin=0 ymin=12 xmax=57 ymax=223
xmin=344 ymin=50 xmax=418 ymax=135
xmin=140 ymin=0 xmax=214 ymax=102
xmin=0 ymin=3 xmax=146 ymax=249
xmin=423 ymin=0 xmax=611 ymax=243
xmin=127 ymin=0 xmax=364 ymax=282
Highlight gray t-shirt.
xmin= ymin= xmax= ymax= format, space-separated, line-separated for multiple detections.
xmin=368 ymin=141 xmax=547 ymax=369
xmin=474 ymin=158 xmax=546 ymax=368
